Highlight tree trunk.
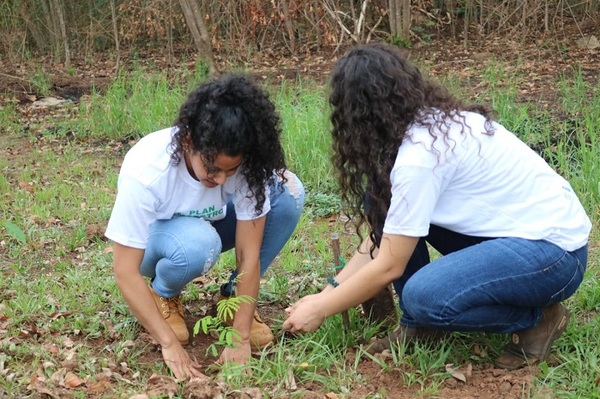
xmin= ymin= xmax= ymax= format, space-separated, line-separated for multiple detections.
xmin=388 ymin=0 xmax=406 ymax=38
xmin=110 ymin=0 xmax=120 ymax=74
xmin=388 ymin=0 xmax=409 ymax=40
xmin=50 ymin=0 xmax=70 ymax=68
xmin=388 ymin=0 xmax=397 ymax=37
xmin=178 ymin=0 xmax=217 ymax=76
xmin=544 ymin=0 xmax=549 ymax=31
xmin=400 ymin=0 xmax=410 ymax=39
xmin=463 ymin=0 xmax=472 ymax=48
xmin=167 ymin=0 xmax=175 ymax=65
xmin=19 ymin=1 xmax=46 ymax=52
xmin=280 ymin=0 xmax=296 ymax=53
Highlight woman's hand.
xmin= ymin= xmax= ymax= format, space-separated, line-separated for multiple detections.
xmin=218 ymin=340 xmax=252 ymax=365
xmin=286 ymin=292 xmax=324 ymax=309
xmin=282 ymin=294 xmax=327 ymax=333
xmin=161 ymin=342 xmax=206 ymax=380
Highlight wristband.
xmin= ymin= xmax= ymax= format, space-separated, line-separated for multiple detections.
xmin=327 ymin=276 xmax=340 ymax=288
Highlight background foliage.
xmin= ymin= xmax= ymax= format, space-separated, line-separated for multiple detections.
xmin=1 ymin=0 xmax=598 ymax=65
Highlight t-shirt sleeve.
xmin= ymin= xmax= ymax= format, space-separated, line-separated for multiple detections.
xmin=383 ymin=165 xmax=445 ymax=237
xmin=105 ymin=174 xmax=159 ymax=249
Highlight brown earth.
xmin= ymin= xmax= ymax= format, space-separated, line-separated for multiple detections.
xmin=1 ymin=19 xmax=599 ymax=399
xmin=133 ymin=287 xmax=546 ymax=399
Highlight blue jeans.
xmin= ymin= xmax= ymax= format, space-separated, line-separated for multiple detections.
xmin=140 ymin=171 xmax=305 ymax=298
xmin=393 ymin=225 xmax=588 ymax=333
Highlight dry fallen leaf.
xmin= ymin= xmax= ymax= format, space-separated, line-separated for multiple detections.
xmin=445 ymin=363 xmax=467 ymax=383
xmin=27 ymin=374 xmax=60 ymax=399
xmin=186 ymin=377 xmax=225 ymax=398
xmin=49 ymin=311 xmax=72 ymax=320
xmin=241 ymin=387 xmax=263 ymax=398
xmin=19 ymin=323 xmax=39 ymax=339
xmin=146 ymin=373 xmax=178 ymax=397
xmin=64 ymin=371 xmax=85 ymax=388
xmin=50 ymin=368 xmax=67 ymax=384
xmin=85 ymin=223 xmax=107 ymax=240
xmin=18 ymin=180 xmax=34 ymax=194
xmin=192 ymin=276 xmax=208 ymax=286
xmin=284 ymin=368 xmax=297 ymax=390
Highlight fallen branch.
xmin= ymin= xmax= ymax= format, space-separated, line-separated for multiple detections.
xmin=0 ymin=72 xmax=32 ymax=83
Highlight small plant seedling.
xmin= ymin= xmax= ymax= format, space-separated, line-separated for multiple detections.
xmin=193 ymin=294 xmax=255 ymax=357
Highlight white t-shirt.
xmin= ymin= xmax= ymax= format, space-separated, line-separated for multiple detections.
xmin=105 ymin=128 xmax=270 ymax=249
xmin=384 ymin=111 xmax=591 ymax=251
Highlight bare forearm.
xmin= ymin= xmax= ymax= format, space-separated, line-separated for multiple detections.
xmin=112 ymin=243 xmax=179 ymax=348
xmin=321 ymin=258 xmax=398 ymax=317
xmin=230 ymin=262 xmax=260 ymax=340
xmin=332 ymin=237 xmax=377 ymax=283
xmin=320 ymin=235 xmax=418 ymax=317
xmin=231 ymin=217 xmax=265 ymax=340
xmin=115 ymin=272 xmax=179 ymax=347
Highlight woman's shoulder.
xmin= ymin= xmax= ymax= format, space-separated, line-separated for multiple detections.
xmin=120 ymin=127 xmax=176 ymax=182
xmin=130 ymin=127 xmax=175 ymax=150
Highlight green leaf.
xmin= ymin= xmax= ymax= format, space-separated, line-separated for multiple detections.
xmin=3 ymin=221 xmax=26 ymax=244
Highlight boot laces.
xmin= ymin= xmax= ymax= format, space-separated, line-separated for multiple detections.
xmin=159 ymin=295 xmax=183 ymax=317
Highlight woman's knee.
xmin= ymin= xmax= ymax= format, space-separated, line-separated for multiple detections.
xmin=402 ymin=275 xmax=451 ymax=325
xmin=272 ymin=170 xmax=305 ymax=214
xmin=548 ymin=247 xmax=587 ymax=304
xmin=148 ymin=217 xmax=222 ymax=274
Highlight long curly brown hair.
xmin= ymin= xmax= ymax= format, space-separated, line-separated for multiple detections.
xmin=329 ymin=43 xmax=494 ymax=252
xmin=170 ymin=74 xmax=287 ymax=215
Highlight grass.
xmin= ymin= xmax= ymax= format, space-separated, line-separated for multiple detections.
xmin=0 ymin=60 xmax=598 ymax=398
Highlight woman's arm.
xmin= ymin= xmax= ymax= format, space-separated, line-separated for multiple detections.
xmin=112 ymin=242 xmax=204 ymax=378
xmin=113 ymin=243 xmax=178 ymax=344
xmin=295 ymin=237 xmax=378 ymax=301
xmin=218 ymin=216 xmax=266 ymax=363
xmin=333 ymin=236 xmax=379 ymax=282
xmin=283 ymin=233 xmax=418 ymax=333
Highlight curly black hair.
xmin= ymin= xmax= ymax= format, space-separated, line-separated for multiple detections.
xmin=329 ymin=43 xmax=494 ymax=253
xmin=170 ymin=74 xmax=287 ymax=215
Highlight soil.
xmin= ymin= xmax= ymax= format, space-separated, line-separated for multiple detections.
xmin=1 ymin=19 xmax=598 ymax=399
xmin=165 ymin=292 xmax=545 ymax=399
xmin=127 ymin=291 xmax=546 ymax=399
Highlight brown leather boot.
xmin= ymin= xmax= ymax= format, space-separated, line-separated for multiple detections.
xmin=217 ymin=294 xmax=274 ymax=350
xmin=242 ymin=311 xmax=274 ymax=350
xmin=148 ymin=285 xmax=189 ymax=345
xmin=495 ymin=303 xmax=570 ymax=370
xmin=365 ymin=324 xmax=448 ymax=355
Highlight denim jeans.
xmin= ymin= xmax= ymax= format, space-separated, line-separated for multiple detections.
xmin=140 ymin=171 xmax=305 ymax=298
xmin=394 ymin=225 xmax=588 ymax=333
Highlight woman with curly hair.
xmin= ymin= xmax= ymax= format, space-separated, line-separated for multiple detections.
xmin=283 ymin=43 xmax=590 ymax=370
xmin=106 ymin=74 xmax=305 ymax=378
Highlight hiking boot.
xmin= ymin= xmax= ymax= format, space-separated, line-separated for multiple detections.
xmin=495 ymin=303 xmax=570 ymax=370
xmin=148 ymin=285 xmax=189 ymax=345
xmin=365 ymin=324 xmax=448 ymax=355
xmin=237 ymin=311 xmax=274 ymax=350
xmin=217 ymin=291 xmax=274 ymax=350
